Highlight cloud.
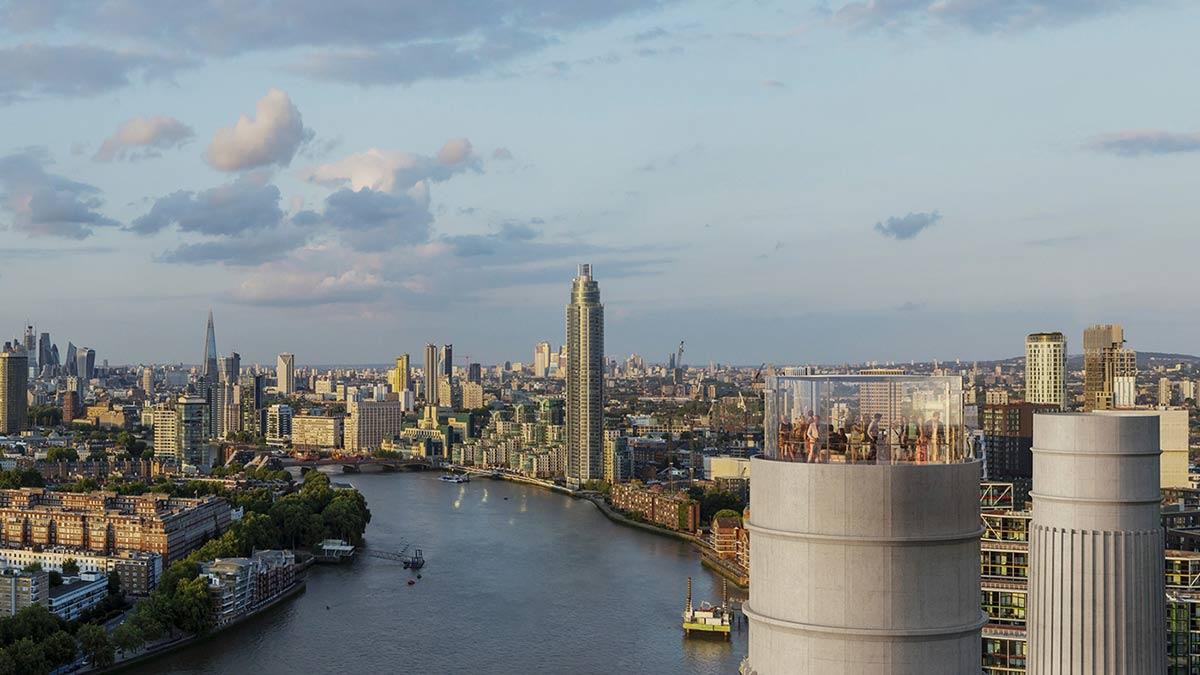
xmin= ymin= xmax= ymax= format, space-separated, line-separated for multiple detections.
xmin=442 ymin=221 xmax=542 ymax=257
xmin=762 ymin=79 xmax=787 ymax=88
xmin=156 ymin=229 xmax=305 ymax=266
xmin=230 ymin=267 xmax=387 ymax=306
xmin=318 ymin=183 xmax=435 ymax=251
xmin=4 ymin=2 xmax=674 ymax=84
xmin=830 ymin=0 xmax=1143 ymax=33
xmin=1084 ymin=130 xmax=1200 ymax=157
xmin=631 ymin=27 xmax=671 ymax=42
xmin=206 ymin=89 xmax=313 ymax=171
xmin=1025 ymin=233 xmax=1088 ymax=247
xmin=94 ymin=115 xmax=194 ymax=162
xmin=873 ymin=211 xmax=941 ymax=240
xmin=304 ymin=140 xmax=479 ymax=193
xmin=637 ymin=143 xmax=704 ymax=172
xmin=130 ymin=174 xmax=285 ymax=236
xmin=0 ymin=149 xmax=120 ymax=239
xmin=0 ymin=44 xmax=191 ymax=103
xmin=492 ymin=147 xmax=514 ymax=161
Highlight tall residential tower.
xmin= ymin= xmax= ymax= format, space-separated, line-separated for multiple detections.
xmin=423 ymin=344 xmax=439 ymax=406
xmin=1025 ymin=332 xmax=1066 ymax=409
xmin=565 ymin=264 xmax=604 ymax=488
xmin=0 ymin=344 xmax=28 ymax=435
xmin=1082 ymin=324 xmax=1136 ymax=411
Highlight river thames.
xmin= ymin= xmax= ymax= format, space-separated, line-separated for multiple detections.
xmin=130 ymin=472 xmax=748 ymax=674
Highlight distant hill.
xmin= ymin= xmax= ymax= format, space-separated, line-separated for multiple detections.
xmin=972 ymin=351 xmax=1200 ymax=370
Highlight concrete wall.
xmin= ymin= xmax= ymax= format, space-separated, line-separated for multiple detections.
xmin=1027 ymin=413 xmax=1165 ymax=674
xmin=1095 ymin=408 xmax=1189 ymax=489
xmin=742 ymin=458 xmax=986 ymax=675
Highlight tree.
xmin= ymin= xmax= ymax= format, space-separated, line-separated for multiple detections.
xmin=48 ymin=571 xmax=62 ymax=587
xmin=61 ymin=558 xmax=80 ymax=576
xmin=107 ymin=570 xmax=122 ymax=596
xmin=76 ymin=623 xmax=114 ymax=668
xmin=21 ymin=562 xmax=42 ymax=573
xmin=0 ymin=648 xmax=14 ymax=675
xmin=172 ymin=576 xmax=214 ymax=635
xmin=45 ymin=447 xmax=79 ymax=462
xmin=6 ymin=638 xmax=46 ymax=674
xmin=111 ymin=621 xmax=144 ymax=654
xmin=41 ymin=630 xmax=77 ymax=668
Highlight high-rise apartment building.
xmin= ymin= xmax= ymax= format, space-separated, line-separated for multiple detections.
xmin=1082 ymin=324 xmax=1136 ymax=411
xmin=266 ymin=404 xmax=292 ymax=443
xmin=276 ymin=353 xmax=296 ymax=395
xmin=462 ymin=381 xmax=484 ymax=409
xmin=345 ymin=399 xmax=403 ymax=452
xmin=1159 ymin=377 xmax=1174 ymax=406
xmin=218 ymin=352 xmax=240 ymax=385
xmin=0 ymin=345 xmax=28 ymax=435
xmin=141 ymin=367 xmax=154 ymax=400
xmin=565 ymin=264 xmax=604 ymax=488
xmin=1024 ymin=332 xmax=1066 ymax=409
xmin=1027 ymin=413 xmax=1165 ymax=673
xmin=423 ymin=344 xmax=439 ymax=406
xmin=177 ymin=395 xmax=211 ymax=467
xmin=389 ymin=354 xmax=411 ymax=395
xmin=534 ymin=341 xmax=552 ymax=378
xmin=239 ymin=374 xmax=265 ymax=436
xmin=151 ymin=404 xmax=179 ymax=461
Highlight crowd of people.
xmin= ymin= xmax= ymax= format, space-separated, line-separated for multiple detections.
xmin=775 ymin=409 xmax=962 ymax=464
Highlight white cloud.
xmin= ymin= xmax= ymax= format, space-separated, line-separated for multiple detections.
xmin=304 ymin=138 xmax=478 ymax=193
xmin=94 ymin=115 xmax=194 ymax=161
xmin=206 ymin=88 xmax=312 ymax=171
xmin=231 ymin=266 xmax=388 ymax=306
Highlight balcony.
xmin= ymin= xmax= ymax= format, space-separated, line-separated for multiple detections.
xmin=763 ymin=373 xmax=971 ymax=464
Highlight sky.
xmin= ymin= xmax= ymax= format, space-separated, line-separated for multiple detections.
xmin=1 ymin=0 xmax=1198 ymax=367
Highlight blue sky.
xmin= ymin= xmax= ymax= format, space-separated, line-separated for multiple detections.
xmin=1 ymin=1 xmax=1197 ymax=366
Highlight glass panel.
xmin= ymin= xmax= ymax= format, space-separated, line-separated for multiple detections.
xmin=765 ymin=374 xmax=970 ymax=464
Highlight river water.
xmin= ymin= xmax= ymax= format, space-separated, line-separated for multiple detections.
xmin=130 ymin=473 xmax=748 ymax=674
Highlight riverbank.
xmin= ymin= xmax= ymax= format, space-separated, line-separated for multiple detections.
xmin=102 ymin=578 xmax=307 ymax=673
xmin=455 ymin=466 xmax=749 ymax=588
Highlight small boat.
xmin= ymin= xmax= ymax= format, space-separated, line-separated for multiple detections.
xmin=439 ymin=474 xmax=470 ymax=483
xmin=682 ymin=578 xmax=732 ymax=640
xmin=403 ymin=549 xmax=425 ymax=570
xmin=407 ymin=579 xmax=415 ymax=586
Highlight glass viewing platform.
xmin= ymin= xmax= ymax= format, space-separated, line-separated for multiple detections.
xmin=763 ymin=373 xmax=971 ymax=464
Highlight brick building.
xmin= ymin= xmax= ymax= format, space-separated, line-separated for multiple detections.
xmin=610 ymin=481 xmax=700 ymax=533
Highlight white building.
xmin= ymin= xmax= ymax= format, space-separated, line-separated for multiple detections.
xmin=276 ymin=353 xmax=296 ymax=395
xmin=1024 ymin=332 xmax=1066 ymax=409
xmin=345 ymin=399 xmax=403 ymax=452
xmin=47 ymin=572 xmax=108 ymax=621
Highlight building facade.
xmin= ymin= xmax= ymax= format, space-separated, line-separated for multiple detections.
xmin=1082 ymin=324 xmax=1136 ymax=411
xmin=345 ymin=399 xmax=403 ymax=452
xmin=1024 ymin=332 xmax=1066 ymax=409
xmin=0 ymin=346 xmax=28 ymax=435
xmin=276 ymin=353 xmax=296 ymax=395
xmin=565 ymin=264 xmax=604 ymax=488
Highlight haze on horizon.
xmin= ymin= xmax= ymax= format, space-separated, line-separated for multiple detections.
xmin=1 ymin=1 xmax=1196 ymax=366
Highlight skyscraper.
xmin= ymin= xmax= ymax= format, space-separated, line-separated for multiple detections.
xmin=0 ymin=345 xmax=29 ymax=435
xmin=276 ymin=353 xmax=296 ymax=395
xmin=534 ymin=341 xmax=552 ymax=378
xmin=423 ymin=344 xmax=439 ymax=406
xmin=389 ymin=354 xmax=411 ymax=395
xmin=76 ymin=347 xmax=95 ymax=381
xmin=565 ymin=264 xmax=604 ymax=488
xmin=440 ymin=344 xmax=453 ymax=378
xmin=202 ymin=310 xmax=218 ymax=383
xmin=142 ymin=367 xmax=154 ymax=400
xmin=64 ymin=343 xmax=77 ymax=377
xmin=1082 ymin=323 xmax=1136 ymax=411
xmin=177 ymin=395 xmax=210 ymax=467
xmin=1027 ymin=413 xmax=1165 ymax=672
xmin=218 ymin=352 xmax=240 ymax=385
xmin=1024 ymin=332 xmax=1066 ymax=409
xmin=37 ymin=333 xmax=51 ymax=372
xmin=21 ymin=326 xmax=35 ymax=371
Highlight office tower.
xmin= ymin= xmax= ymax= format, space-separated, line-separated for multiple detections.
xmin=1024 ymin=332 xmax=1066 ymax=409
xmin=276 ymin=353 xmax=295 ymax=395
xmin=48 ymin=344 xmax=59 ymax=370
xmin=1027 ymin=413 xmax=1165 ymax=673
xmin=345 ymin=399 xmax=403 ymax=452
xmin=218 ymin=352 xmax=240 ymax=385
xmin=389 ymin=354 xmax=411 ymax=394
xmin=565 ymin=264 xmax=604 ymax=488
xmin=1082 ymin=324 xmax=1137 ymax=411
xmin=141 ymin=367 xmax=154 ymax=399
xmin=239 ymin=374 xmax=265 ymax=435
xmin=440 ymin=344 xmax=453 ymax=378
xmin=151 ymin=404 xmax=179 ymax=461
xmin=202 ymin=310 xmax=218 ymax=383
xmin=467 ymin=362 xmax=481 ymax=384
xmin=266 ymin=404 xmax=292 ymax=442
xmin=534 ymin=341 xmax=552 ymax=378
xmin=423 ymin=344 xmax=439 ymax=406
xmin=21 ymin=326 xmax=35 ymax=371
xmin=37 ymin=333 xmax=51 ymax=372
xmin=176 ymin=395 xmax=210 ymax=466
xmin=0 ymin=345 xmax=29 ymax=435
xmin=745 ymin=373 xmax=984 ymax=674
xmin=73 ymin=347 xmax=95 ymax=381
xmin=64 ymin=343 xmax=77 ymax=377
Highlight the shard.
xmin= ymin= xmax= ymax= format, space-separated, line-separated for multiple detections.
xmin=203 ymin=310 xmax=218 ymax=383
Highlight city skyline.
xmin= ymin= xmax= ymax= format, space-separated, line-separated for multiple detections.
xmin=2 ymin=2 xmax=1199 ymax=363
